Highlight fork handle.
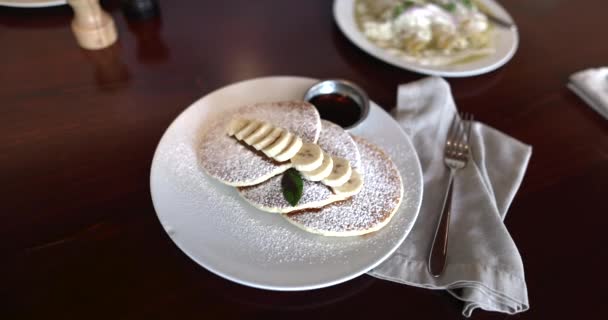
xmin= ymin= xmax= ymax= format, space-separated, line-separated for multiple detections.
xmin=428 ymin=170 xmax=455 ymax=277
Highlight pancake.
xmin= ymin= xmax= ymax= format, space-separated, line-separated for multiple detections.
xmin=237 ymin=120 xmax=362 ymax=213
xmin=284 ymin=137 xmax=403 ymax=237
xmin=199 ymin=101 xmax=321 ymax=186
xmin=317 ymin=120 xmax=361 ymax=170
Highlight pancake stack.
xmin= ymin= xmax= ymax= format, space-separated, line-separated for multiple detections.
xmin=199 ymin=101 xmax=403 ymax=236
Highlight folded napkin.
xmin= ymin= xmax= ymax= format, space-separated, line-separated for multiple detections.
xmin=368 ymin=77 xmax=532 ymax=317
xmin=568 ymin=67 xmax=608 ymax=119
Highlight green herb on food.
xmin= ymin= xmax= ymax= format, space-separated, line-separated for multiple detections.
xmin=282 ymin=168 xmax=303 ymax=206
xmin=443 ymin=2 xmax=456 ymax=12
xmin=393 ymin=0 xmax=415 ymax=18
xmin=461 ymin=0 xmax=473 ymax=8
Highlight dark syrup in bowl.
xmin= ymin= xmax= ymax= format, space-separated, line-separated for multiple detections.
xmin=308 ymin=93 xmax=362 ymax=128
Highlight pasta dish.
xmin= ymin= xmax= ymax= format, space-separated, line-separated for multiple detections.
xmin=356 ymin=0 xmax=495 ymax=66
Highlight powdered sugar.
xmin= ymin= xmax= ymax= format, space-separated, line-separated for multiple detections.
xmin=237 ymin=119 xmax=362 ymax=213
xmin=150 ymin=77 xmax=423 ymax=289
xmin=199 ymin=101 xmax=321 ymax=186
xmin=153 ymin=129 xmax=387 ymax=265
xmin=162 ymin=147 xmax=368 ymax=265
xmin=318 ymin=120 xmax=361 ymax=169
xmin=238 ymin=174 xmax=342 ymax=213
xmin=285 ymin=137 xmax=403 ymax=236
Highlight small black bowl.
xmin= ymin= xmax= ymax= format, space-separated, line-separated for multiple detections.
xmin=304 ymin=79 xmax=370 ymax=129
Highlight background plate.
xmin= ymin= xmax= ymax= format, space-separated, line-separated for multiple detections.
xmin=333 ymin=0 xmax=518 ymax=77
xmin=0 ymin=0 xmax=66 ymax=8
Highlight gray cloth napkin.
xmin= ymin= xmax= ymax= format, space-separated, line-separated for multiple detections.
xmin=568 ymin=67 xmax=608 ymax=119
xmin=368 ymin=77 xmax=532 ymax=317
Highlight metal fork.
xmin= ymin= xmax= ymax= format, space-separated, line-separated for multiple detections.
xmin=428 ymin=112 xmax=473 ymax=277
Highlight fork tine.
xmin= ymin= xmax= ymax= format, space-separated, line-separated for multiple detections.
xmin=465 ymin=113 xmax=473 ymax=146
xmin=457 ymin=113 xmax=473 ymax=156
xmin=447 ymin=113 xmax=459 ymax=145
xmin=459 ymin=113 xmax=469 ymax=142
xmin=452 ymin=113 xmax=464 ymax=155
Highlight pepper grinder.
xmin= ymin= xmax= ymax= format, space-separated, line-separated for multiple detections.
xmin=67 ymin=0 xmax=118 ymax=50
xmin=122 ymin=0 xmax=160 ymax=21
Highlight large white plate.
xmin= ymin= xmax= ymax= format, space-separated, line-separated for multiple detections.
xmin=0 ymin=0 xmax=66 ymax=8
xmin=150 ymin=76 xmax=423 ymax=290
xmin=334 ymin=0 xmax=518 ymax=77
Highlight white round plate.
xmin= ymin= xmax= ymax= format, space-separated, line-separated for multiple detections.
xmin=333 ymin=0 xmax=518 ymax=77
xmin=0 ymin=0 xmax=66 ymax=8
xmin=150 ymin=76 xmax=423 ymax=290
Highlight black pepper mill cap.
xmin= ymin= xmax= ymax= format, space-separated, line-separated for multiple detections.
xmin=122 ymin=0 xmax=160 ymax=20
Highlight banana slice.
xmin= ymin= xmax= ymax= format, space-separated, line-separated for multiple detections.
xmin=252 ymin=127 xmax=282 ymax=150
xmin=322 ymin=157 xmax=352 ymax=187
xmin=274 ymin=136 xmax=303 ymax=162
xmin=332 ymin=169 xmax=363 ymax=195
xmin=227 ymin=118 xmax=249 ymax=136
xmin=263 ymin=130 xmax=292 ymax=157
xmin=234 ymin=120 xmax=261 ymax=140
xmin=244 ymin=122 xmax=273 ymax=145
xmin=301 ymin=152 xmax=333 ymax=181
xmin=290 ymin=143 xmax=323 ymax=171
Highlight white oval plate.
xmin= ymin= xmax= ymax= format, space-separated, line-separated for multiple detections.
xmin=334 ymin=0 xmax=518 ymax=77
xmin=0 ymin=0 xmax=66 ymax=8
xmin=150 ymin=76 xmax=423 ymax=290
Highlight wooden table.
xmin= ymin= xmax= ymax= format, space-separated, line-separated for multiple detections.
xmin=2 ymin=1 xmax=607 ymax=318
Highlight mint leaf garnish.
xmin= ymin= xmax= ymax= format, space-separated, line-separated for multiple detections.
xmin=393 ymin=0 xmax=415 ymax=18
xmin=444 ymin=2 xmax=456 ymax=11
xmin=461 ymin=0 xmax=473 ymax=8
xmin=282 ymin=169 xmax=303 ymax=206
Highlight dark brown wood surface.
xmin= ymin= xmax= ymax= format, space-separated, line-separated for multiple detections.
xmin=2 ymin=1 xmax=607 ymax=319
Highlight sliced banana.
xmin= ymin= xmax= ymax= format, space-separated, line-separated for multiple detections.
xmin=244 ymin=122 xmax=272 ymax=145
xmin=252 ymin=127 xmax=282 ymax=150
xmin=301 ymin=152 xmax=333 ymax=181
xmin=290 ymin=143 xmax=323 ymax=171
xmin=227 ymin=118 xmax=364 ymax=190
xmin=227 ymin=118 xmax=249 ymax=136
xmin=263 ymin=130 xmax=292 ymax=158
xmin=332 ymin=169 xmax=363 ymax=195
xmin=322 ymin=157 xmax=352 ymax=187
xmin=274 ymin=136 xmax=303 ymax=162
xmin=234 ymin=120 xmax=261 ymax=140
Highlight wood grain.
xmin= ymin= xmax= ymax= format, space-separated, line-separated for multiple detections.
xmin=1 ymin=0 xmax=607 ymax=319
